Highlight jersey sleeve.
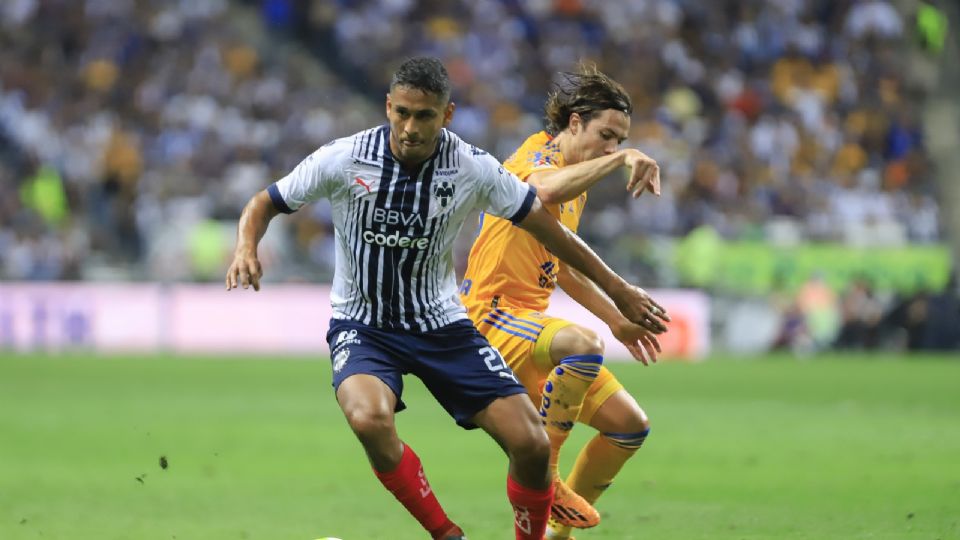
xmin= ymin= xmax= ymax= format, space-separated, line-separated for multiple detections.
xmin=474 ymin=152 xmax=537 ymax=224
xmin=266 ymin=140 xmax=346 ymax=213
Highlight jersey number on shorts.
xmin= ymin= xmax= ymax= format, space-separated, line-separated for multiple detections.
xmin=478 ymin=346 xmax=517 ymax=382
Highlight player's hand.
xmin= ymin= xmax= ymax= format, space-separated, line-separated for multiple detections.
xmin=611 ymin=285 xmax=670 ymax=335
xmin=611 ymin=319 xmax=661 ymax=366
xmin=623 ymin=149 xmax=660 ymax=198
xmin=225 ymin=249 xmax=263 ymax=291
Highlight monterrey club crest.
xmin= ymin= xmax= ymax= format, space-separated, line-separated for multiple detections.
xmin=333 ymin=347 xmax=351 ymax=373
xmin=433 ymin=180 xmax=455 ymax=208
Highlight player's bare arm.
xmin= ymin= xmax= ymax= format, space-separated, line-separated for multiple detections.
xmin=557 ymin=265 xmax=662 ymax=364
xmin=226 ymin=190 xmax=279 ymax=291
xmin=528 ymin=148 xmax=660 ymax=203
xmin=518 ymin=198 xmax=670 ymax=333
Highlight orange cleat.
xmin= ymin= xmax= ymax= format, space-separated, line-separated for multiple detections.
xmin=544 ymin=517 xmax=576 ymax=539
xmin=549 ymin=478 xmax=600 ymax=529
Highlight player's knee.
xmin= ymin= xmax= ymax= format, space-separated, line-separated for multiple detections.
xmin=509 ymin=423 xmax=551 ymax=465
xmin=624 ymin=411 xmax=651 ymax=434
xmin=556 ymin=325 xmax=605 ymax=359
xmin=602 ymin=411 xmax=650 ymax=451
xmin=344 ymin=407 xmax=395 ymax=443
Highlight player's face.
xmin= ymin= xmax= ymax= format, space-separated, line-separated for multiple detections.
xmin=386 ymin=85 xmax=455 ymax=166
xmin=568 ymin=109 xmax=630 ymax=163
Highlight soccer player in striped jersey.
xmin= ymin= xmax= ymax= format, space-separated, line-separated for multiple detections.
xmin=225 ymin=58 xmax=667 ymax=540
xmin=459 ymin=65 xmax=666 ymax=539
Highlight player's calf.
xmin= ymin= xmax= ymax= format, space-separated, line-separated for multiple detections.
xmin=374 ymin=443 xmax=461 ymax=540
xmin=540 ymin=354 xmax=605 ymax=529
xmin=473 ymin=394 xmax=554 ymax=539
xmin=507 ymin=475 xmax=555 ymax=540
xmin=541 ymin=354 xmax=603 ymax=476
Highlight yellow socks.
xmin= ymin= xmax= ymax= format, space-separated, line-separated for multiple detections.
xmin=540 ymin=354 xmax=603 ymax=476
xmin=547 ymin=429 xmax=649 ymax=539
xmin=567 ymin=429 xmax=647 ymax=502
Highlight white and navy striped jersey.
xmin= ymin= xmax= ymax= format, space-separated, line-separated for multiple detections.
xmin=267 ymin=126 xmax=537 ymax=332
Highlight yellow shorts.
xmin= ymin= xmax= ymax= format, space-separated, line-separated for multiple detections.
xmin=466 ymin=303 xmax=623 ymax=425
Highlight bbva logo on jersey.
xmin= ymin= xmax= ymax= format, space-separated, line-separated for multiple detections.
xmin=364 ymin=208 xmax=431 ymax=250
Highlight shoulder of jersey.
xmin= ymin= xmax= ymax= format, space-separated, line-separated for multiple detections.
xmin=446 ymin=129 xmax=488 ymax=158
xmin=312 ymin=130 xmax=366 ymax=158
xmin=447 ymin=129 xmax=496 ymax=173
xmin=333 ymin=126 xmax=388 ymax=167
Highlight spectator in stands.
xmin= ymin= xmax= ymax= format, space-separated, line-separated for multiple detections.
xmin=0 ymin=0 xmax=948 ymax=324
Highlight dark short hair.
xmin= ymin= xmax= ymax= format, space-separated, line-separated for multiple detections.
xmin=390 ymin=57 xmax=452 ymax=102
xmin=544 ymin=64 xmax=632 ymax=136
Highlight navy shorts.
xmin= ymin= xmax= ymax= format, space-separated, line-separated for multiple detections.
xmin=326 ymin=318 xmax=527 ymax=429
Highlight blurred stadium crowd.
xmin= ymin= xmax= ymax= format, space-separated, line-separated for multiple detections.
xmin=296 ymin=0 xmax=941 ymax=244
xmin=1 ymin=0 xmax=956 ymax=351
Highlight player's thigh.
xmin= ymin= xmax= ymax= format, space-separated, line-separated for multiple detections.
xmin=580 ymin=368 xmax=649 ymax=433
xmin=327 ymin=320 xmax=407 ymax=420
xmin=476 ymin=307 xmax=572 ymax=403
xmin=410 ymin=320 xmax=529 ymax=429
xmin=547 ymin=322 xmax=605 ymax=363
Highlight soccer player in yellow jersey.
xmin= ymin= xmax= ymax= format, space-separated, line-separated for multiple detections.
xmin=460 ymin=66 xmax=668 ymax=539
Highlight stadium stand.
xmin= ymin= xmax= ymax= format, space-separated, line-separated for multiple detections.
xmin=1 ymin=0 xmax=955 ymax=351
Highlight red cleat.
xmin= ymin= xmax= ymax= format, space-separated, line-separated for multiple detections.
xmin=435 ymin=523 xmax=467 ymax=540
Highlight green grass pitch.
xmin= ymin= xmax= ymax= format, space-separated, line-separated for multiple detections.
xmin=2 ymin=353 xmax=958 ymax=539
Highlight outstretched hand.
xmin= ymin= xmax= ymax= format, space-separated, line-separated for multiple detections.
xmin=611 ymin=319 xmax=662 ymax=366
xmin=611 ymin=285 xmax=670 ymax=334
xmin=624 ymin=149 xmax=660 ymax=198
xmin=225 ymin=250 xmax=263 ymax=291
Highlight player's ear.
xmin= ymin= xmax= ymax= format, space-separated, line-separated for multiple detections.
xmin=385 ymin=93 xmax=392 ymax=117
xmin=569 ymin=112 xmax=581 ymax=135
xmin=443 ymin=101 xmax=456 ymax=127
